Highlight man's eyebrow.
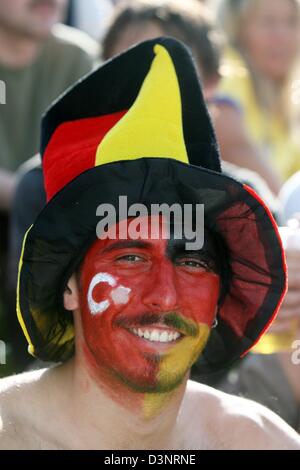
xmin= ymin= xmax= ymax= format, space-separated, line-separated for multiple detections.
xmin=102 ymin=240 xmax=152 ymax=254
xmin=167 ymin=238 xmax=202 ymax=254
xmin=167 ymin=238 xmax=215 ymax=258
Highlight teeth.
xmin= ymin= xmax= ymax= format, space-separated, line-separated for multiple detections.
xmin=150 ymin=330 xmax=159 ymax=342
xmin=131 ymin=328 xmax=181 ymax=343
xmin=159 ymin=331 xmax=169 ymax=343
xmin=138 ymin=328 xmax=144 ymax=338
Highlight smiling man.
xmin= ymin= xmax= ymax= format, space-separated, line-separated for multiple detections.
xmin=76 ymin=215 xmax=221 ymax=416
xmin=0 ymin=37 xmax=300 ymax=450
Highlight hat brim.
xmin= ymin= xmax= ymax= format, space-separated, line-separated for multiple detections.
xmin=17 ymin=158 xmax=286 ymax=373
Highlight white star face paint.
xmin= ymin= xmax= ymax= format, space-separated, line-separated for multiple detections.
xmin=88 ymin=272 xmax=116 ymax=315
xmin=111 ymin=286 xmax=131 ymax=306
xmin=87 ymin=272 xmax=132 ymax=316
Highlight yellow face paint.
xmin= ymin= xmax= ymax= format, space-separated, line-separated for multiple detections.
xmin=143 ymin=323 xmax=211 ymax=419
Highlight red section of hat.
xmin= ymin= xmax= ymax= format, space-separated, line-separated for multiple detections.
xmin=240 ymin=184 xmax=288 ymax=356
xmin=217 ymin=186 xmax=287 ymax=342
xmin=43 ymin=111 xmax=127 ymax=201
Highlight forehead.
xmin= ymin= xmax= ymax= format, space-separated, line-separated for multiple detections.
xmin=90 ymin=215 xmax=173 ymax=256
xmin=85 ymin=214 xmax=216 ymax=258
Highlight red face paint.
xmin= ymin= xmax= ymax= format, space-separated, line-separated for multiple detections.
xmin=79 ymin=216 xmax=220 ymax=393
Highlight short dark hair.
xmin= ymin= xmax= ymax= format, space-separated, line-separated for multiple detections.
xmin=102 ymin=0 xmax=223 ymax=82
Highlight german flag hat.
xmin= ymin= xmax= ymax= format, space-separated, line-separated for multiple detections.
xmin=17 ymin=38 xmax=287 ymax=373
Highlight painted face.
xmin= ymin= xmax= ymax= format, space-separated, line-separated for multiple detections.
xmin=79 ymin=216 xmax=220 ymax=395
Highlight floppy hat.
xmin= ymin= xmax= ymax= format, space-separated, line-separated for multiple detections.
xmin=17 ymin=37 xmax=287 ymax=373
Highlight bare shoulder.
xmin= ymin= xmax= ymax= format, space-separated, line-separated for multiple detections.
xmin=186 ymin=380 xmax=300 ymax=450
xmin=0 ymin=369 xmax=49 ymax=449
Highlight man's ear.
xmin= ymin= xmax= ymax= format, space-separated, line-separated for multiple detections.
xmin=63 ymin=274 xmax=80 ymax=311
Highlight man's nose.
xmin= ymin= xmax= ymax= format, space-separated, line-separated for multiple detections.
xmin=142 ymin=260 xmax=179 ymax=312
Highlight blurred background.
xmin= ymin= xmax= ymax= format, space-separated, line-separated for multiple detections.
xmin=1 ymin=0 xmax=300 ymax=432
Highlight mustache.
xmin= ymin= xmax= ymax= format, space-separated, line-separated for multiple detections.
xmin=115 ymin=312 xmax=199 ymax=337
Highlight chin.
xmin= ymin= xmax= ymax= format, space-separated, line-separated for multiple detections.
xmin=113 ymin=362 xmax=190 ymax=394
xmin=117 ymin=374 xmax=187 ymax=394
xmin=153 ymin=372 xmax=188 ymax=393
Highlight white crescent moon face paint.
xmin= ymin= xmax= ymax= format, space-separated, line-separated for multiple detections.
xmin=88 ymin=273 xmax=117 ymax=315
xmin=88 ymin=272 xmax=132 ymax=316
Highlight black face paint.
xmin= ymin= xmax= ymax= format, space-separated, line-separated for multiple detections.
xmin=166 ymin=227 xmax=231 ymax=307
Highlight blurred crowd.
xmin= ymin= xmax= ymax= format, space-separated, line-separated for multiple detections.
xmin=1 ymin=0 xmax=300 ymax=432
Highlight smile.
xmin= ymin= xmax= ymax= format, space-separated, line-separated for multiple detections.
xmin=129 ymin=328 xmax=182 ymax=343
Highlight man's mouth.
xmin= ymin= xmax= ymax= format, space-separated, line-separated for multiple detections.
xmin=115 ymin=312 xmax=197 ymax=346
xmin=129 ymin=327 xmax=183 ymax=343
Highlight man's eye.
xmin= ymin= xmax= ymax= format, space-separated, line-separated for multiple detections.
xmin=176 ymin=259 xmax=210 ymax=270
xmin=116 ymin=255 xmax=145 ymax=263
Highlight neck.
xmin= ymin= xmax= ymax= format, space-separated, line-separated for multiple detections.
xmin=58 ymin=355 xmax=187 ymax=450
xmin=0 ymin=26 xmax=43 ymax=68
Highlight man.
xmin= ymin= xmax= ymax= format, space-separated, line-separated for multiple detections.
xmin=0 ymin=0 xmax=98 ymax=210
xmin=1 ymin=38 xmax=299 ymax=449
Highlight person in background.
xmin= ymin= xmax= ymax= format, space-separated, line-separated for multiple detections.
xmin=0 ymin=0 xmax=98 ymax=375
xmin=102 ymin=0 xmax=283 ymax=195
xmin=102 ymin=0 xmax=221 ymax=95
xmin=0 ymin=0 xmax=98 ymax=212
xmin=213 ymin=2 xmax=300 ymax=426
xmin=217 ymin=0 xmax=300 ymax=184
